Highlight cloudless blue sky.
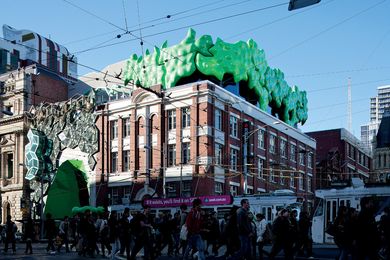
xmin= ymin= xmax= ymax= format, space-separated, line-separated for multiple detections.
xmin=2 ymin=0 xmax=390 ymax=137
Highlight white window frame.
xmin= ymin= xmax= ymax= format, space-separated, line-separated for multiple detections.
xmin=123 ymin=150 xmax=130 ymax=172
xmin=269 ymin=167 xmax=275 ymax=182
xmin=257 ymin=158 xmax=264 ymax=179
xmin=168 ymin=144 xmax=176 ymax=166
xmin=230 ymin=147 xmax=238 ymax=171
xmin=168 ymin=109 xmax=176 ymax=130
xmin=215 ymin=108 xmax=222 ymax=131
xmin=290 ymin=144 xmax=296 ymax=162
xmin=215 ymin=143 xmax=223 ymax=165
xmin=182 ymin=107 xmax=191 ymax=128
xmin=280 ymin=139 xmax=286 ymax=158
xmin=182 ymin=142 xmax=191 ymax=164
xmin=111 ymin=152 xmax=118 ymax=173
xmin=269 ymin=134 xmax=276 ymax=154
xmin=229 ymin=115 xmax=238 ymax=138
xmin=123 ymin=118 xmax=131 ymax=137
xmin=111 ymin=120 xmax=118 ymax=140
xmin=298 ymin=172 xmax=304 ymax=190
xmin=257 ymin=129 xmax=265 ymax=149
xmin=290 ymin=173 xmax=295 ymax=188
xmin=215 ymin=182 xmax=223 ymax=195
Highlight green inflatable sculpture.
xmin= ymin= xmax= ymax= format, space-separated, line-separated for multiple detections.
xmin=124 ymin=28 xmax=308 ymax=126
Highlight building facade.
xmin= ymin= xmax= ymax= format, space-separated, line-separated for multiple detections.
xmin=372 ymin=110 xmax=390 ymax=183
xmin=307 ymin=128 xmax=372 ymax=189
xmin=0 ymin=65 xmax=69 ymax=225
xmin=95 ymin=81 xmax=316 ymax=212
xmin=361 ymin=85 xmax=390 ymax=153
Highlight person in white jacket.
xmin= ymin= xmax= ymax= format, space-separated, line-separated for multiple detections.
xmin=255 ymin=213 xmax=268 ymax=260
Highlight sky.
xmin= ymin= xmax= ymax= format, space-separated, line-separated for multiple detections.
xmin=1 ymin=0 xmax=390 ymax=138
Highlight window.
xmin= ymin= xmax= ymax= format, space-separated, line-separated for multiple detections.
xmin=215 ymin=144 xmax=223 ymax=165
xmin=257 ymin=129 xmax=265 ymax=149
xmin=290 ymin=144 xmax=296 ymax=162
xmin=111 ymin=152 xmax=118 ymax=172
xmin=308 ymin=153 xmax=313 ymax=168
xmin=258 ymin=158 xmax=264 ymax=179
xmin=168 ymin=144 xmax=176 ymax=166
xmin=168 ymin=110 xmax=176 ymax=130
xmin=269 ymin=135 xmax=276 ymax=154
xmin=181 ymin=107 xmax=191 ymax=128
xmin=215 ymin=183 xmax=223 ymax=195
xmin=269 ymin=167 xmax=275 ymax=182
xmin=230 ymin=148 xmax=238 ymax=171
xmin=307 ymin=176 xmax=312 ymax=192
xmin=111 ymin=187 xmax=119 ymax=205
xmin=290 ymin=173 xmax=295 ymax=188
xmin=299 ymin=152 xmax=305 ymax=166
xmin=215 ymin=109 xmax=222 ymax=131
xmin=298 ymin=173 xmax=303 ymax=190
xmin=110 ymin=120 xmax=118 ymax=139
xmin=247 ymin=187 xmax=253 ymax=194
xmin=123 ymin=118 xmax=131 ymax=137
xmin=123 ymin=150 xmax=130 ymax=172
xmin=7 ymin=153 xmax=13 ymax=179
xmin=280 ymin=139 xmax=286 ymax=157
xmin=182 ymin=143 xmax=190 ymax=164
xmin=229 ymin=115 xmax=238 ymax=138
xmin=182 ymin=181 xmax=191 ymax=197
xmin=166 ymin=183 xmax=176 ymax=198
xmin=280 ymin=172 xmax=285 ymax=185
xmin=230 ymin=185 xmax=238 ymax=196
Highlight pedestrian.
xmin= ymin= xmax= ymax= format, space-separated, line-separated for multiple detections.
xmin=269 ymin=208 xmax=293 ymax=260
xmin=236 ymin=198 xmax=254 ymax=260
xmin=178 ymin=203 xmax=189 ymax=256
xmin=379 ymin=206 xmax=390 ymax=260
xmin=24 ymin=217 xmax=34 ymax=254
xmin=45 ymin=213 xmax=57 ymax=254
xmin=118 ymin=207 xmax=132 ymax=258
xmin=356 ymin=197 xmax=381 ymax=260
xmin=130 ymin=205 xmax=155 ymax=260
xmin=205 ymin=211 xmax=220 ymax=257
xmin=255 ymin=213 xmax=267 ymax=260
xmin=184 ymin=198 xmax=207 ymax=260
xmin=296 ymin=211 xmax=314 ymax=259
xmin=57 ymin=216 xmax=70 ymax=253
xmin=3 ymin=215 xmax=17 ymax=254
xmin=98 ymin=212 xmax=112 ymax=257
xmin=108 ymin=210 xmax=120 ymax=260
xmin=224 ymin=205 xmax=240 ymax=258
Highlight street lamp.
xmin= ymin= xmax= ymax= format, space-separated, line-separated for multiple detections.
xmin=242 ymin=121 xmax=280 ymax=194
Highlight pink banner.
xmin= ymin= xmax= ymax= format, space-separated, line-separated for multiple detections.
xmin=144 ymin=195 xmax=233 ymax=208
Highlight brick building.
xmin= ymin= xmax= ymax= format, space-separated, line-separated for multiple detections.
xmin=306 ymin=128 xmax=372 ymax=189
xmin=0 ymin=64 xmax=70 ymax=224
xmin=95 ymin=81 xmax=316 ymax=211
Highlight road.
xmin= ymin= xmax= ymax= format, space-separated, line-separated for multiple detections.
xmin=0 ymin=242 xmax=339 ymax=259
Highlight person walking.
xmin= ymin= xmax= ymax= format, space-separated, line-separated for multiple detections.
xmin=296 ymin=211 xmax=314 ymax=259
xmin=356 ymin=197 xmax=381 ymax=260
xmin=98 ymin=212 xmax=111 ymax=257
xmin=108 ymin=210 xmax=120 ymax=260
xmin=184 ymin=198 xmax=207 ymax=260
xmin=24 ymin=217 xmax=34 ymax=254
xmin=255 ymin=213 xmax=268 ymax=260
xmin=45 ymin=213 xmax=57 ymax=254
xmin=269 ymin=209 xmax=293 ymax=260
xmin=130 ymin=205 xmax=155 ymax=260
xmin=3 ymin=215 xmax=17 ymax=254
xmin=236 ymin=198 xmax=254 ymax=260
xmin=58 ymin=216 xmax=70 ymax=253
xmin=118 ymin=207 xmax=132 ymax=258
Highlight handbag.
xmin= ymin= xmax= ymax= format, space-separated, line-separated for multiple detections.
xmin=180 ymin=224 xmax=188 ymax=241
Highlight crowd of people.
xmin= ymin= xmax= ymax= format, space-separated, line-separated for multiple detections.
xmin=0 ymin=196 xmax=389 ymax=259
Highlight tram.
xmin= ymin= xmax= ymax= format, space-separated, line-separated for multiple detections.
xmin=312 ymin=179 xmax=390 ymax=244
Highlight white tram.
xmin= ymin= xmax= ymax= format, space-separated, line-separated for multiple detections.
xmin=312 ymin=180 xmax=390 ymax=244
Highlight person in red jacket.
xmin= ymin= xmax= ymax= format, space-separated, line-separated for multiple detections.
xmin=183 ymin=198 xmax=207 ymax=260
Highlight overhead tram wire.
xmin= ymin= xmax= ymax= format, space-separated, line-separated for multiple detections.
xmin=287 ymin=66 xmax=390 ymax=78
xmin=130 ymin=0 xmax=253 ymax=34
xmin=269 ymin=0 xmax=387 ymax=61
xmin=72 ymin=1 xmax=289 ymax=55
xmin=225 ymin=0 xmax=335 ymax=41
xmin=61 ymin=0 xmax=126 ymax=32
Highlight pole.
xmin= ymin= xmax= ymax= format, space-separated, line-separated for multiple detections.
xmin=40 ymin=179 xmax=44 ymax=239
xmin=162 ymin=142 xmax=167 ymax=198
xmin=243 ymin=134 xmax=248 ymax=194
